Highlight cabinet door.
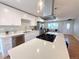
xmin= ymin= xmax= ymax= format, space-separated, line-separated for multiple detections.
xmin=24 ymin=31 xmax=39 ymax=42
xmin=1 ymin=37 xmax=12 ymax=57
xmin=22 ymin=13 xmax=37 ymax=26
xmin=12 ymin=34 xmax=25 ymax=47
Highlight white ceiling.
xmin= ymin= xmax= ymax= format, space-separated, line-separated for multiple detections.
xmin=0 ymin=0 xmax=39 ymax=16
xmin=54 ymin=0 xmax=79 ymax=20
xmin=0 ymin=0 xmax=79 ymax=20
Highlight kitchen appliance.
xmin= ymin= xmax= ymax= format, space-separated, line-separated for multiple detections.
xmin=41 ymin=0 xmax=56 ymax=21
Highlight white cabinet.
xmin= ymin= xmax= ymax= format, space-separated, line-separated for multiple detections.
xmin=0 ymin=3 xmax=37 ymax=26
xmin=0 ymin=3 xmax=21 ymax=26
xmin=0 ymin=37 xmax=12 ymax=58
xmin=22 ymin=13 xmax=37 ymax=26
xmin=24 ymin=31 xmax=39 ymax=41
xmin=30 ymin=17 xmax=37 ymax=26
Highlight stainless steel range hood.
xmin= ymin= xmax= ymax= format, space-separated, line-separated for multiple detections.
xmin=41 ymin=15 xmax=56 ymax=20
xmin=41 ymin=0 xmax=56 ymax=20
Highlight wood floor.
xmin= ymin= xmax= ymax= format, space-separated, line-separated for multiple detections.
xmin=65 ymin=34 xmax=79 ymax=59
xmin=0 ymin=34 xmax=79 ymax=59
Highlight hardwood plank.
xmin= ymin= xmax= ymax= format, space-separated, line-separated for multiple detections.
xmin=64 ymin=34 xmax=79 ymax=59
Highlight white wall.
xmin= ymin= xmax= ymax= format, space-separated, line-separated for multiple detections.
xmin=46 ymin=20 xmax=74 ymax=34
xmin=74 ymin=18 xmax=79 ymax=40
xmin=58 ymin=20 xmax=74 ymax=34
xmin=38 ymin=20 xmax=74 ymax=34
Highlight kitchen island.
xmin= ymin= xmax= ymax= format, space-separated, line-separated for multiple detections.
xmin=0 ymin=32 xmax=25 ymax=58
xmin=0 ymin=30 xmax=39 ymax=58
xmin=8 ymin=32 xmax=70 ymax=59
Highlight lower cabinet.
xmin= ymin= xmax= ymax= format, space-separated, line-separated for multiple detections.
xmin=24 ymin=31 xmax=39 ymax=41
xmin=12 ymin=34 xmax=25 ymax=47
xmin=0 ymin=34 xmax=25 ymax=58
xmin=0 ymin=31 xmax=39 ymax=58
xmin=0 ymin=37 xmax=12 ymax=58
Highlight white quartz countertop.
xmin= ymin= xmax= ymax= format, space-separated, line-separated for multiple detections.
xmin=8 ymin=33 xmax=70 ymax=59
xmin=0 ymin=30 xmax=39 ymax=38
xmin=0 ymin=32 xmax=24 ymax=38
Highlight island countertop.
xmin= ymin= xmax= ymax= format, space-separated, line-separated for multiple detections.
xmin=8 ymin=32 xmax=70 ymax=59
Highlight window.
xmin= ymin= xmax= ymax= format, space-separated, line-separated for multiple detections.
xmin=67 ymin=23 xmax=70 ymax=30
xmin=48 ymin=23 xmax=59 ymax=29
xmin=39 ymin=23 xmax=44 ymax=28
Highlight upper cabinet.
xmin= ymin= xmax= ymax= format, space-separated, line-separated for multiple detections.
xmin=0 ymin=3 xmax=21 ymax=26
xmin=22 ymin=13 xmax=37 ymax=26
xmin=0 ymin=2 xmax=38 ymax=26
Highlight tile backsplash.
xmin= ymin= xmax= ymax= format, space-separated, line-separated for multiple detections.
xmin=0 ymin=25 xmax=35 ymax=34
xmin=0 ymin=20 xmax=36 ymax=34
xmin=0 ymin=26 xmax=21 ymax=33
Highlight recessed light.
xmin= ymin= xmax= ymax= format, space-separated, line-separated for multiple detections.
xmin=39 ymin=0 xmax=43 ymax=6
xmin=37 ymin=0 xmax=44 ymax=11
xmin=36 ymin=49 xmax=40 ymax=53
xmin=4 ymin=8 xmax=9 ymax=12
xmin=37 ymin=10 xmax=40 ymax=13
xmin=39 ymin=0 xmax=43 ymax=10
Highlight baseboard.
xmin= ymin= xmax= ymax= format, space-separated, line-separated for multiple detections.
xmin=72 ymin=35 xmax=79 ymax=41
xmin=64 ymin=34 xmax=78 ymax=41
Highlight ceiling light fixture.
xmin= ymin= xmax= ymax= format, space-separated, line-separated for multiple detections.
xmin=4 ymin=8 xmax=9 ymax=12
xmin=37 ymin=0 xmax=44 ymax=13
xmin=37 ymin=10 xmax=40 ymax=13
xmin=39 ymin=0 xmax=43 ymax=10
xmin=36 ymin=49 xmax=40 ymax=53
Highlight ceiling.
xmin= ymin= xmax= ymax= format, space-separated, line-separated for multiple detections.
xmin=0 ymin=0 xmax=79 ymax=20
xmin=54 ymin=0 xmax=79 ymax=20
xmin=0 ymin=0 xmax=39 ymax=16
